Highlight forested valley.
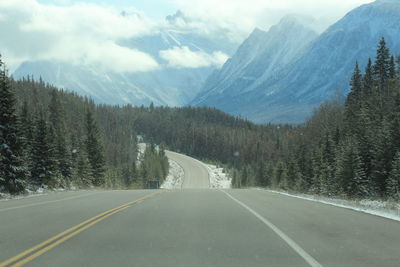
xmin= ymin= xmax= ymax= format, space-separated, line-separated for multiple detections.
xmin=1 ymin=38 xmax=400 ymax=200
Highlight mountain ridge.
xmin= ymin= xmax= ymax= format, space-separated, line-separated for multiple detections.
xmin=192 ymin=0 xmax=400 ymax=123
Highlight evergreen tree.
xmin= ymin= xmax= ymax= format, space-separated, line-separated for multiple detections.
xmin=130 ymin=160 xmax=138 ymax=185
xmin=371 ymin=119 xmax=394 ymax=196
xmin=273 ymin=161 xmax=287 ymax=189
xmin=363 ymin=58 xmax=374 ymax=97
xmin=397 ymin=56 xmax=400 ymax=77
xmin=373 ymin=38 xmax=391 ymax=86
xmin=389 ymin=56 xmax=396 ymax=79
xmin=345 ymin=62 xmax=363 ymax=131
xmin=30 ymin=113 xmax=57 ymax=187
xmin=48 ymin=89 xmax=71 ymax=182
xmin=0 ymin=57 xmax=25 ymax=194
xmin=19 ymin=101 xmax=33 ymax=146
xmin=310 ymin=148 xmax=323 ymax=194
xmin=85 ymin=109 xmax=105 ymax=186
xmin=373 ymin=38 xmax=391 ymax=107
xmin=255 ymin=161 xmax=267 ymax=187
xmin=389 ymin=94 xmax=400 ymax=154
xmin=386 ymin=152 xmax=400 ymax=200
xmin=74 ymin=149 xmax=91 ymax=187
xmin=335 ymin=139 xmax=369 ymax=198
xmin=158 ymin=143 xmax=169 ymax=180
xmin=240 ymin=165 xmax=248 ymax=187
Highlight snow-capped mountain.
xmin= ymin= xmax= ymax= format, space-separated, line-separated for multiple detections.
xmin=193 ymin=0 xmax=400 ymax=123
xmin=13 ymin=11 xmax=238 ymax=107
xmin=191 ymin=15 xmax=318 ymax=108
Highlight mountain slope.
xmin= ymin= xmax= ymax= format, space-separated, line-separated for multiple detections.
xmin=192 ymin=15 xmax=318 ymax=107
xmin=193 ymin=0 xmax=400 ymax=123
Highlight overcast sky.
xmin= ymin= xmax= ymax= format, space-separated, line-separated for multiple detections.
xmin=0 ymin=0 xmax=374 ymax=73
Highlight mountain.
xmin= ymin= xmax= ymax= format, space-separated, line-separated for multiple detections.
xmin=192 ymin=0 xmax=400 ymax=123
xmin=13 ymin=11 xmax=238 ymax=107
xmin=191 ymin=15 xmax=318 ymax=107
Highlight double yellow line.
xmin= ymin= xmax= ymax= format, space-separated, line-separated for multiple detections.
xmin=0 ymin=191 xmax=162 ymax=267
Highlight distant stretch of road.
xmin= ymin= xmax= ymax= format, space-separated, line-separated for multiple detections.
xmin=1 ymin=151 xmax=400 ymax=267
xmin=165 ymin=150 xmax=210 ymax=189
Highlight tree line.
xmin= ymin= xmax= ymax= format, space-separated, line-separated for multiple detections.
xmin=0 ymin=57 xmax=168 ymax=194
xmin=1 ymin=38 xmax=399 ymax=200
xmin=132 ymin=38 xmax=400 ymax=200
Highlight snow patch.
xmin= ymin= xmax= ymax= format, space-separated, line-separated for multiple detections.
xmin=206 ymin=164 xmax=231 ymax=189
xmin=260 ymin=189 xmax=400 ymax=222
xmin=160 ymin=159 xmax=184 ymax=189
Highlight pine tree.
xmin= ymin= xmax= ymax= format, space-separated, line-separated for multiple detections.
xmin=48 ymin=89 xmax=71 ymax=182
xmin=85 ymin=109 xmax=105 ymax=186
xmin=397 ymin=56 xmax=400 ymax=77
xmin=373 ymin=38 xmax=391 ymax=86
xmin=122 ymin=165 xmax=132 ymax=188
xmin=363 ymin=58 xmax=374 ymax=97
xmin=240 ymin=165 xmax=248 ymax=187
xmin=390 ymin=94 xmax=400 ymax=154
xmin=0 ymin=57 xmax=25 ymax=194
xmin=345 ymin=62 xmax=363 ymax=130
xmin=273 ymin=161 xmax=287 ymax=189
xmin=389 ymin=56 xmax=396 ymax=79
xmin=30 ymin=113 xmax=57 ymax=187
xmin=74 ymin=149 xmax=91 ymax=187
xmin=130 ymin=159 xmax=138 ymax=185
xmin=310 ymin=148 xmax=323 ymax=194
xmin=386 ymin=152 xmax=400 ymax=200
xmin=19 ymin=101 xmax=33 ymax=145
xmin=158 ymin=143 xmax=169 ymax=181
xmin=336 ymin=138 xmax=370 ymax=198
xmin=255 ymin=161 xmax=266 ymax=187
xmin=373 ymin=38 xmax=391 ymax=107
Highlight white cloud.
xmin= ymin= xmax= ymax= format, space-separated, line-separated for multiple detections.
xmin=159 ymin=46 xmax=228 ymax=69
xmin=0 ymin=0 xmax=376 ymax=73
xmin=0 ymin=0 xmax=159 ymax=72
xmin=170 ymin=0 xmax=375 ymax=37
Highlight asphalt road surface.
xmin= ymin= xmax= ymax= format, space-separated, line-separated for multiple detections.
xmin=165 ymin=150 xmax=210 ymax=189
xmin=1 ymin=152 xmax=400 ymax=267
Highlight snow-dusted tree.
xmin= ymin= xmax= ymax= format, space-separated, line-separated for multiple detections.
xmin=336 ymin=138 xmax=370 ymax=198
xmin=386 ymin=152 xmax=400 ymax=200
xmin=48 ymin=89 xmax=71 ymax=182
xmin=30 ymin=112 xmax=57 ymax=187
xmin=373 ymin=38 xmax=391 ymax=87
xmin=85 ymin=109 xmax=105 ymax=186
xmin=0 ymin=56 xmax=25 ymax=194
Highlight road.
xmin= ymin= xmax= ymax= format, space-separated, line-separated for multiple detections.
xmin=1 ymin=152 xmax=400 ymax=266
xmin=165 ymin=150 xmax=210 ymax=189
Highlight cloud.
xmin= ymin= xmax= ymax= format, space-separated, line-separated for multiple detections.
xmin=0 ymin=0 xmax=376 ymax=73
xmin=170 ymin=0 xmax=374 ymax=37
xmin=0 ymin=0 xmax=159 ymax=72
xmin=159 ymin=46 xmax=228 ymax=69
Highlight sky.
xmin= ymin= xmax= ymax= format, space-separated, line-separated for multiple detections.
xmin=0 ymin=0 xmax=374 ymax=73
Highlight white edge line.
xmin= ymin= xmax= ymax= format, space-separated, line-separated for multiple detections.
xmin=0 ymin=192 xmax=99 ymax=212
xmin=257 ymin=188 xmax=400 ymax=222
xmin=220 ymin=189 xmax=323 ymax=267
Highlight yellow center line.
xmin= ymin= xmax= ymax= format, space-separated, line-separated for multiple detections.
xmin=0 ymin=191 xmax=162 ymax=267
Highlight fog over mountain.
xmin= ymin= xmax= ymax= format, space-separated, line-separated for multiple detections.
xmin=13 ymin=10 xmax=237 ymax=106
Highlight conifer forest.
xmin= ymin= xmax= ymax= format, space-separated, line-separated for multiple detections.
xmin=1 ymin=39 xmax=400 ymax=200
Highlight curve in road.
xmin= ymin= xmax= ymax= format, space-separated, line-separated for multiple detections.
xmin=165 ymin=150 xmax=210 ymax=189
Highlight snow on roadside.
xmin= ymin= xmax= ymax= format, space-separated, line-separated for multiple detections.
xmin=206 ymin=164 xmax=232 ymax=189
xmin=160 ymin=159 xmax=184 ymax=189
xmin=0 ymin=187 xmax=76 ymax=202
xmin=259 ymin=188 xmax=400 ymax=222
